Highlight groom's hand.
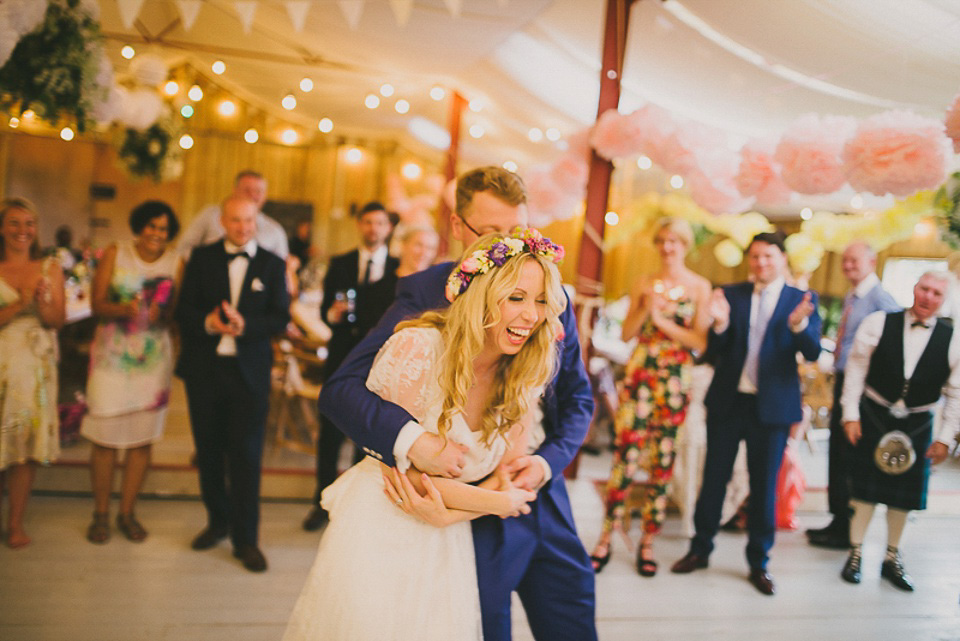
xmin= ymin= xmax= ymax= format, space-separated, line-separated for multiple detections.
xmin=505 ymin=455 xmax=544 ymax=491
xmin=408 ymin=433 xmax=467 ymax=478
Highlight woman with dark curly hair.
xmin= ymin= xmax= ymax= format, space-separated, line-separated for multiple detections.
xmin=81 ymin=201 xmax=182 ymax=544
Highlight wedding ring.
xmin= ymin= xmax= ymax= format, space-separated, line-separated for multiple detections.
xmin=395 ymin=498 xmax=403 ymax=506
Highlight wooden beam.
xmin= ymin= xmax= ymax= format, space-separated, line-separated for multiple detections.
xmin=437 ymin=90 xmax=467 ymax=258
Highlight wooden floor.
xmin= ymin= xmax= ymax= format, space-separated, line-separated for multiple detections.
xmin=3 ymin=457 xmax=960 ymax=641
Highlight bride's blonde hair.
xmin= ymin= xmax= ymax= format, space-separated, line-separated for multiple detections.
xmin=396 ymin=234 xmax=566 ymax=445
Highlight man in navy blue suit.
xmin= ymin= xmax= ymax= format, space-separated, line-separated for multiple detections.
xmin=671 ymin=231 xmax=821 ymax=595
xmin=318 ymin=167 xmax=597 ymax=641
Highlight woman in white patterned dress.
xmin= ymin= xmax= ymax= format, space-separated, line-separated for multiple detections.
xmin=282 ymin=230 xmax=566 ymax=641
xmin=0 ymin=198 xmax=65 ymax=549
xmin=80 ymin=201 xmax=182 ymax=544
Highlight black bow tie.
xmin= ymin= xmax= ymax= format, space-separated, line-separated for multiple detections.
xmin=910 ymin=320 xmax=929 ymax=329
xmin=227 ymin=251 xmax=249 ymax=262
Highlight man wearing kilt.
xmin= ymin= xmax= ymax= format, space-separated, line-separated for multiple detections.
xmin=839 ymin=271 xmax=959 ymax=591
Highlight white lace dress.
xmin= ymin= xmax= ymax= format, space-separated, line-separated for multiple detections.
xmin=282 ymin=327 xmax=507 ymax=641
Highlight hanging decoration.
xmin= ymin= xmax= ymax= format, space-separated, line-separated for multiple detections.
xmin=175 ymin=0 xmax=202 ymax=31
xmin=338 ymin=0 xmax=365 ymax=30
xmin=116 ymin=111 xmax=184 ymax=182
xmin=935 ymin=172 xmax=960 ymax=248
xmin=116 ymin=0 xmax=145 ymax=29
xmin=946 ymin=94 xmax=960 ymax=155
xmin=285 ymin=1 xmax=311 ymax=33
xmin=388 ymin=0 xmax=414 ymax=27
xmin=0 ymin=0 xmax=106 ymax=132
xmin=234 ymin=1 xmax=258 ymax=34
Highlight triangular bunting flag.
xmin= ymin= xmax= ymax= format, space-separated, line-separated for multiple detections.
xmin=442 ymin=0 xmax=461 ymax=17
xmin=116 ymin=0 xmax=145 ymax=28
xmin=387 ymin=0 xmax=413 ymax=27
xmin=175 ymin=0 xmax=202 ymax=31
xmin=337 ymin=0 xmax=365 ymax=30
xmin=284 ymin=1 xmax=310 ymax=33
xmin=234 ymin=1 xmax=257 ymax=34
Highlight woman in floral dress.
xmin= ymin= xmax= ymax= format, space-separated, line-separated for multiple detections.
xmin=81 ymin=201 xmax=181 ymax=543
xmin=0 ymin=198 xmax=65 ymax=549
xmin=591 ymin=218 xmax=711 ymax=576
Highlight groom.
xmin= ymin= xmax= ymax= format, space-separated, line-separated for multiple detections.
xmin=318 ymin=166 xmax=597 ymax=641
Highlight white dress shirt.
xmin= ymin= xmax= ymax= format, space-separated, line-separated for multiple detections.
xmin=358 ymin=245 xmax=389 ymax=284
xmin=841 ymin=310 xmax=960 ymax=445
xmin=737 ymin=277 xmax=786 ymax=394
xmin=213 ymin=240 xmax=257 ymax=356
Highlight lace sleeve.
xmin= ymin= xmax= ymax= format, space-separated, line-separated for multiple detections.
xmin=365 ymin=327 xmax=441 ymax=424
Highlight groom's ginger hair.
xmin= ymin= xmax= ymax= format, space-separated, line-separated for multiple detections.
xmin=455 ymin=167 xmax=526 ymax=218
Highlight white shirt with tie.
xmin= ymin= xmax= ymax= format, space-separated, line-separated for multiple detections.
xmin=841 ymin=310 xmax=960 ymax=445
xmin=357 ymin=245 xmax=389 ymax=285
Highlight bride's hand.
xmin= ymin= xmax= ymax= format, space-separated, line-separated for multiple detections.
xmin=494 ymin=466 xmax=536 ymax=519
xmin=382 ymin=466 xmax=451 ymax=528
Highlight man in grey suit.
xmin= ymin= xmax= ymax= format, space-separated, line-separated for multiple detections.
xmin=807 ymin=241 xmax=899 ymax=549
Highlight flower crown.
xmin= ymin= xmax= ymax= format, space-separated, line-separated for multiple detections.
xmin=445 ymin=228 xmax=565 ymax=302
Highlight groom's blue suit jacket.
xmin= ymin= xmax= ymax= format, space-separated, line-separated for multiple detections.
xmin=318 ymin=261 xmax=594 ymax=521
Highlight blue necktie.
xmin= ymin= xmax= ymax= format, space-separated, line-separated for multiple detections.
xmin=744 ymin=287 xmax=772 ymax=387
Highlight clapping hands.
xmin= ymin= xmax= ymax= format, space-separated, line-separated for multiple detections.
xmin=206 ymin=300 xmax=245 ymax=336
xmin=708 ymin=288 xmax=730 ymax=330
xmin=788 ymin=291 xmax=815 ymax=330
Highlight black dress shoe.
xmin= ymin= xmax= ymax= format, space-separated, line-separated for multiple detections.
xmin=807 ymin=518 xmax=850 ymax=549
xmin=881 ymin=558 xmax=914 ymax=592
xmin=840 ymin=553 xmax=862 ymax=584
xmin=191 ymin=526 xmax=228 ymax=550
xmin=670 ymin=552 xmax=709 ymax=574
xmin=748 ymin=568 xmax=776 ymax=596
xmin=302 ymin=506 xmax=329 ymax=532
xmin=233 ymin=544 xmax=268 ymax=572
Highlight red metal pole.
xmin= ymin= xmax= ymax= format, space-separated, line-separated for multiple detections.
xmin=566 ymin=0 xmax=636 ymax=480
xmin=437 ymin=90 xmax=467 ymax=258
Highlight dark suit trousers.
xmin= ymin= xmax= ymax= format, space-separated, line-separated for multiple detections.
xmin=312 ymin=413 xmax=364 ymax=506
xmin=184 ymin=357 xmax=268 ymax=547
xmin=691 ymin=393 xmax=790 ymax=570
xmin=826 ymin=373 xmax=853 ymax=519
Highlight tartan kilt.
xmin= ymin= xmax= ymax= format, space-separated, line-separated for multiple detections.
xmin=850 ymin=397 xmax=932 ymax=511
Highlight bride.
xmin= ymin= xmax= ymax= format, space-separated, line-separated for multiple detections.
xmin=282 ymin=229 xmax=567 ymax=641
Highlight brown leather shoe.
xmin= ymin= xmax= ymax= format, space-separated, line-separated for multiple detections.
xmin=670 ymin=552 xmax=709 ymax=574
xmin=233 ymin=544 xmax=268 ymax=572
xmin=748 ymin=568 xmax=776 ymax=595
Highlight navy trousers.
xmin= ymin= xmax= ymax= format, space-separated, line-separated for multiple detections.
xmin=472 ymin=480 xmax=597 ymax=641
xmin=691 ymin=393 xmax=790 ymax=570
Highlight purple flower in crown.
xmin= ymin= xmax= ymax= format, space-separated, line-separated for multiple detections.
xmin=488 ymin=242 xmax=510 ymax=266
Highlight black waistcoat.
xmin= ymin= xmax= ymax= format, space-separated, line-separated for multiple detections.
xmin=864 ymin=311 xmax=952 ymax=407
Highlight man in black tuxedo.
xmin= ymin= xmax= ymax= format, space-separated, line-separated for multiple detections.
xmin=302 ymin=201 xmax=398 ymax=531
xmin=176 ymin=196 xmax=290 ymax=572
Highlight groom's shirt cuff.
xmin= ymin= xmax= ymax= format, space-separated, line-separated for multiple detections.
xmin=393 ymin=420 xmax=426 ymax=474
xmin=533 ymin=455 xmax=552 ymax=489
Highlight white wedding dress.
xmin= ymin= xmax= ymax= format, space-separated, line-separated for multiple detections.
xmin=282 ymin=327 xmax=508 ymax=641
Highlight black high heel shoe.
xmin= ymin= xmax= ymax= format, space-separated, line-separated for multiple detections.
xmin=636 ymin=542 xmax=658 ymax=577
xmin=590 ymin=545 xmax=612 ymax=574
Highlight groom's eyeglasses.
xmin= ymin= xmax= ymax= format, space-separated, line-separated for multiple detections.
xmin=458 ymin=214 xmax=483 ymax=238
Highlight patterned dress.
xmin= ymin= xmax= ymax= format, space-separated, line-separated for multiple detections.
xmin=601 ymin=294 xmax=696 ymax=536
xmin=80 ymin=243 xmax=178 ymax=448
xmin=0 ymin=259 xmax=60 ymax=470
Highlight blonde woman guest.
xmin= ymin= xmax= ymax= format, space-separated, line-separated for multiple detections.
xmin=591 ymin=217 xmax=711 ymax=576
xmin=283 ymin=230 xmax=565 ymax=641
xmin=395 ymin=225 xmax=440 ymax=278
xmin=81 ymin=201 xmax=182 ymax=544
xmin=0 ymin=198 xmax=65 ymax=549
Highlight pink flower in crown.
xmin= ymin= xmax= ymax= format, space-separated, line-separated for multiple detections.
xmin=553 ymin=244 xmax=565 ymax=262
xmin=460 ymin=256 xmax=481 ymax=274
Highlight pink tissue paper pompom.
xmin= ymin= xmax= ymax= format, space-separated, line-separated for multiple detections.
xmin=842 ymin=110 xmax=951 ymax=197
xmin=659 ymin=122 xmax=728 ymax=177
xmin=946 ymin=93 xmax=960 ymax=154
xmin=548 ymin=153 xmax=588 ymax=197
xmin=687 ymin=172 xmax=751 ymax=215
xmin=736 ymin=141 xmax=792 ymax=206
xmin=590 ymin=109 xmax=643 ymax=161
xmin=525 ymin=169 xmax=580 ymax=223
xmin=564 ymin=127 xmax=592 ymax=162
xmin=775 ymin=114 xmax=856 ymax=194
